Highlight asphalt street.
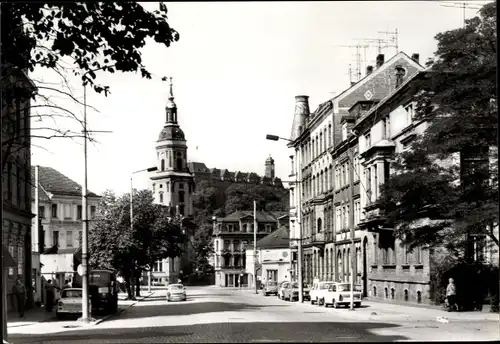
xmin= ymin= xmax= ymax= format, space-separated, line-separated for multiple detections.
xmin=8 ymin=286 xmax=500 ymax=343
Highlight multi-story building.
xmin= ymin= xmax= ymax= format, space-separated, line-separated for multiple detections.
xmin=246 ymin=224 xmax=292 ymax=286
xmin=2 ymin=68 xmax=36 ymax=315
xmin=146 ymin=78 xmax=196 ymax=284
xmin=212 ymin=210 xmax=288 ymax=287
xmin=288 ymin=52 xmax=425 ymax=296
xmin=32 ymin=166 xmax=100 ymax=290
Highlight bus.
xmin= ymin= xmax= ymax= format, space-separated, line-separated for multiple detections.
xmin=89 ymin=269 xmax=118 ymax=315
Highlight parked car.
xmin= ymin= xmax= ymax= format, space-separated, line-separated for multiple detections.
xmin=263 ymin=281 xmax=278 ymax=296
xmin=320 ymin=283 xmax=363 ymax=308
xmin=310 ymin=281 xmax=336 ymax=305
xmin=56 ymin=288 xmax=90 ymax=319
xmin=166 ymin=283 xmax=187 ymax=302
xmin=283 ymin=282 xmax=300 ymax=302
xmin=278 ymin=281 xmax=291 ymax=300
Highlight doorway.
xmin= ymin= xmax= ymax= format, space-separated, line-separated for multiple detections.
xmin=362 ymin=237 xmax=368 ymax=297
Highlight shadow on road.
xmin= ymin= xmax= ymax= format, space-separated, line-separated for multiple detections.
xmin=10 ymin=321 xmax=408 ymax=343
xmin=122 ymin=301 xmax=290 ymax=319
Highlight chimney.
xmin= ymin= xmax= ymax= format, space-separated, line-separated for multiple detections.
xmin=395 ymin=65 xmax=405 ymax=88
xmin=411 ymin=53 xmax=420 ymax=65
xmin=350 ymin=81 xmax=356 ymax=86
xmin=376 ymin=54 xmax=385 ymax=68
xmin=290 ymin=95 xmax=310 ymax=141
xmin=366 ymin=65 xmax=374 ymax=75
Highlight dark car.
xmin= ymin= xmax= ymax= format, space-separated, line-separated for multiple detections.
xmin=283 ymin=282 xmax=300 ymax=302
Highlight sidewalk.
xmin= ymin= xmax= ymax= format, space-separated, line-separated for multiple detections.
xmin=7 ymin=306 xmax=55 ymax=328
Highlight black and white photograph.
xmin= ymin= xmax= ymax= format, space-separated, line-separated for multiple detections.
xmin=1 ymin=1 xmax=498 ymax=343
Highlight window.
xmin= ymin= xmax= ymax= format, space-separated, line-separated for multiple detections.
xmin=346 ymin=162 xmax=350 ymax=186
xmin=391 ymin=288 xmax=395 ymax=300
xmin=64 ymin=204 xmax=71 ymax=219
xmin=328 ymin=124 xmax=332 ymax=147
xmin=342 ymin=206 xmax=347 ymax=230
xmin=404 ymin=103 xmax=414 ymax=125
xmin=179 ymin=183 xmax=184 ymax=190
xmin=319 ymin=132 xmax=323 ymax=152
xmin=341 ymin=165 xmax=345 ymax=187
xmin=176 ymin=158 xmax=182 ymax=170
xmin=342 ymin=123 xmax=348 ymax=141
xmin=77 ymin=205 xmax=82 ymax=220
xmin=179 ymin=205 xmax=185 ymax=216
xmin=90 ymin=206 xmax=96 ymax=217
xmin=161 ymin=159 xmax=165 ymax=171
xmin=346 ymin=205 xmax=350 ymax=229
xmin=224 ymin=240 xmax=231 ymax=250
xmin=51 ymin=204 xmax=58 ymax=218
xmin=265 ymin=224 xmax=272 ymax=233
xmin=17 ymin=246 xmax=23 ymax=276
xmin=404 ymin=289 xmax=409 ymax=301
xmin=354 ymin=200 xmax=361 ymax=225
xmin=39 ymin=206 xmax=45 ymax=219
xmin=353 ymin=156 xmax=359 ymax=182
xmin=66 ymin=231 xmax=73 ymax=247
xmin=233 ymin=240 xmax=240 ymax=251
xmin=336 ymin=207 xmax=341 ymax=231
xmin=373 ymin=164 xmax=378 ymax=201
xmin=159 ymin=192 xmax=164 ymax=203
xmin=53 ymin=231 xmax=60 ymax=247
xmin=416 ymin=247 xmax=422 ymax=264
xmin=384 ymin=117 xmax=391 ymax=139
xmin=152 ymin=183 xmax=156 ymax=192
xmin=365 ymin=133 xmax=371 ymax=149
xmin=403 ymin=244 xmax=409 ymax=264
xmin=178 ymin=191 xmax=185 ymax=203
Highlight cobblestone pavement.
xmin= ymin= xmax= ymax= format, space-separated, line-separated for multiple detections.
xmin=8 ymin=286 xmax=500 ymax=343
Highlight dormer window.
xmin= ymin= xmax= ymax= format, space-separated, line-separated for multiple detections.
xmin=342 ymin=123 xmax=348 ymax=141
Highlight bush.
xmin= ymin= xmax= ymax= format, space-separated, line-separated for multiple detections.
xmin=490 ymin=295 xmax=499 ymax=313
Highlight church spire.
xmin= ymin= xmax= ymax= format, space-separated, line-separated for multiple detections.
xmin=165 ymin=77 xmax=177 ymax=123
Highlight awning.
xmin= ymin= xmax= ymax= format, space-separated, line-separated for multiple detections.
xmin=2 ymin=245 xmax=16 ymax=267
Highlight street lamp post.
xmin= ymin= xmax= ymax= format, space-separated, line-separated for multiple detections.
xmin=253 ymin=200 xmax=258 ymax=294
xmin=266 ymin=134 xmax=304 ymax=303
xmin=348 ymin=145 xmax=356 ymax=311
xmin=79 ymin=76 xmax=112 ymax=323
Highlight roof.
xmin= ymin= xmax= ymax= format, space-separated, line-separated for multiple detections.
xmin=257 ymin=225 xmax=290 ymax=249
xmin=31 ymin=166 xmax=99 ymax=199
xmin=220 ymin=210 xmax=287 ymax=223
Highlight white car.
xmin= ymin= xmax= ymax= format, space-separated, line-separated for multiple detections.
xmin=321 ymin=283 xmax=363 ymax=308
xmin=56 ymin=288 xmax=90 ymax=319
xmin=309 ymin=281 xmax=336 ymax=305
xmin=278 ymin=281 xmax=291 ymax=300
xmin=166 ymin=283 xmax=186 ymax=302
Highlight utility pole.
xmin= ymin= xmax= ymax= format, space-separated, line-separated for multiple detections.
xmin=253 ymin=200 xmax=258 ymax=294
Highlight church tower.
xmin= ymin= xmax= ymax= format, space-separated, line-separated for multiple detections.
xmin=151 ymin=78 xmax=194 ymax=218
xmin=265 ymin=155 xmax=275 ymax=179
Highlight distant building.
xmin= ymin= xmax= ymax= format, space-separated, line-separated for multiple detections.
xmin=187 ymin=155 xmax=284 ymax=188
xmin=246 ymin=224 xmax=292 ymax=287
xmin=212 ymin=210 xmax=288 ymax=287
xmin=31 ymin=166 xmax=100 ymax=294
xmin=146 ymin=78 xmax=196 ymax=284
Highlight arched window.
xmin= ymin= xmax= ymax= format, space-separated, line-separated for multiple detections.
xmin=328 ymin=124 xmax=332 ymax=147
xmin=159 ymin=192 xmax=164 ymax=204
xmin=404 ymin=289 xmax=409 ymax=301
xmin=391 ymin=288 xmax=395 ymax=300
xmin=417 ymin=291 xmax=422 ymax=303
xmin=317 ymin=218 xmax=322 ymax=233
xmin=373 ymin=286 xmax=377 ymax=297
xmin=384 ymin=287 xmax=389 ymax=299
xmin=161 ymin=159 xmax=165 ymax=171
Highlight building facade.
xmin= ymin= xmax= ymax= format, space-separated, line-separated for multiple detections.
xmin=147 ymin=78 xmax=195 ymax=284
xmin=2 ymin=69 xmax=36 ymax=315
xmin=212 ymin=210 xmax=288 ymax=287
xmin=246 ymin=225 xmax=292 ymax=286
xmin=288 ymin=52 xmax=427 ymax=301
xmin=32 ymin=166 xmax=100 ymax=292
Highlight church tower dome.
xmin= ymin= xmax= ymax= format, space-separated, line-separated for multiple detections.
xmin=151 ymin=77 xmax=194 ymax=218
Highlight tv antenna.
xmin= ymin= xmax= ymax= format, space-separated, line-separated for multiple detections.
xmin=378 ymin=28 xmax=399 ymax=53
xmin=439 ymin=1 xmax=484 ymax=27
xmin=334 ymin=44 xmax=369 ymax=83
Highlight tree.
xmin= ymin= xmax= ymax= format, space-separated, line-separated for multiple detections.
xmin=1 ymin=2 xmax=179 ymax=171
xmin=380 ymin=1 xmax=498 ymax=258
xmin=89 ymin=189 xmax=184 ymax=299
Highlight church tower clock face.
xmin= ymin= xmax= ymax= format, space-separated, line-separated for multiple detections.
xmin=151 ymin=77 xmax=194 ymax=218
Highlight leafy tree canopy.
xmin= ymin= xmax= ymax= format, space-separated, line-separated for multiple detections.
xmin=1 ymin=2 xmax=179 ymax=94
xmin=89 ymin=189 xmax=185 ymax=279
xmin=380 ymin=1 xmax=498 ymax=258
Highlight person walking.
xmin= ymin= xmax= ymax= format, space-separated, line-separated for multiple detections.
xmin=12 ymin=279 xmax=26 ymax=318
xmin=446 ymin=277 xmax=457 ymax=312
xmin=45 ymin=280 xmax=57 ymax=312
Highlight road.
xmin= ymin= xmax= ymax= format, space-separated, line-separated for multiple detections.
xmin=8 ymin=286 xmax=500 ymax=343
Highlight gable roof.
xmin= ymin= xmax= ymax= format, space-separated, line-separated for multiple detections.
xmin=31 ymin=166 xmax=99 ymax=199
xmin=221 ymin=210 xmax=287 ymax=223
xmin=257 ymin=225 xmax=290 ymax=249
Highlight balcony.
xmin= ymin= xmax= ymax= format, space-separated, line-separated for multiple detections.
xmin=358 ymin=207 xmax=390 ymax=233
xmin=311 ymin=232 xmax=326 ymax=247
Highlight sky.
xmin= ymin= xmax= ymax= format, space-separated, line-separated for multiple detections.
xmin=30 ymin=1 xmax=490 ymax=195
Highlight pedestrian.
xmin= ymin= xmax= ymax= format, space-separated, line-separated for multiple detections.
xmin=446 ymin=277 xmax=457 ymax=312
xmin=45 ymin=279 xmax=56 ymax=312
xmin=12 ymin=279 xmax=26 ymax=318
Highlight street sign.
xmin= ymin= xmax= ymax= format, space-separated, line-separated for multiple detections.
xmin=77 ymin=264 xmax=83 ymax=276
